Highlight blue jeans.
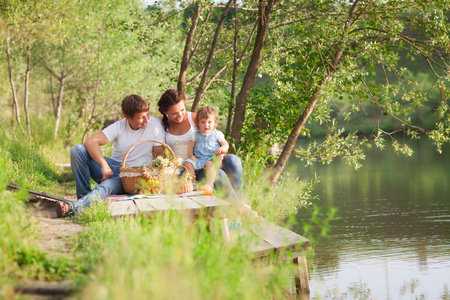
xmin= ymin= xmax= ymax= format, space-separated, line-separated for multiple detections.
xmin=70 ymin=144 xmax=124 ymax=214
xmin=196 ymin=154 xmax=244 ymax=206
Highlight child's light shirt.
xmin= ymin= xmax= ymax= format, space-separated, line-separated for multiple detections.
xmin=185 ymin=129 xmax=224 ymax=170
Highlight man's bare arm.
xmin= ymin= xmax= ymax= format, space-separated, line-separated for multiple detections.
xmin=153 ymin=145 xmax=165 ymax=157
xmin=84 ymin=131 xmax=112 ymax=182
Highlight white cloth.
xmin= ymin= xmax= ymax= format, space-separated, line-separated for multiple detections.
xmin=102 ymin=117 xmax=165 ymax=167
xmin=165 ymin=111 xmax=196 ymax=160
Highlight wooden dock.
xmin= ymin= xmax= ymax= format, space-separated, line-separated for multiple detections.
xmin=106 ymin=193 xmax=232 ymax=217
xmin=106 ymin=193 xmax=311 ymax=297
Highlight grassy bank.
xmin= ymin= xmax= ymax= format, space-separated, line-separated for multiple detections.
xmin=0 ymin=125 xmax=316 ymax=299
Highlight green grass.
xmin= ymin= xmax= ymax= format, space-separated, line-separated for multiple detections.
xmin=0 ymin=123 xmax=317 ymax=299
xmin=70 ymin=212 xmax=296 ymax=300
xmin=0 ymin=127 xmax=76 ymax=197
xmin=0 ymin=164 xmax=81 ymax=298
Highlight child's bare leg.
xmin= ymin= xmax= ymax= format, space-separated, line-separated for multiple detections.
xmin=204 ymin=160 xmax=216 ymax=187
xmin=197 ymin=161 xmax=215 ymax=195
xmin=184 ymin=161 xmax=195 ymax=178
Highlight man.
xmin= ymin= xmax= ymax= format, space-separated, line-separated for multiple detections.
xmin=56 ymin=94 xmax=165 ymax=217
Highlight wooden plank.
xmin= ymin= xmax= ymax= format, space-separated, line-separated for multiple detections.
xmin=190 ymin=195 xmax=232 ymax=208
xmin=248 ymin=222 xmax=310 ymax=253
xmin=109 ymin=200 xmax=137 ymax=216
xmin=134 ymin=196 xmax=167 ymax=211
xmin=134 ymin=196 xmax=203 ymax=212
xmin=165 ymin=197 xmax=204 ymax=210
xmin=14 ymin=283 xmax=74 ymax=296
xmin=55 ymin=163 xmax=71 ymax=169
xmin=294 ymin=255 xmax=310 ymax=295
xmin=229 ymin=227 xmax=274 ymax=258
xmin=104 ymin=195 xmax=130 ymax=201
xmin=133 ymin=198 xmax=160 ymax=212
xmin=7 ymin=184 xmax=72 ymax=204
xmin=220 ymin=217 xmax=231 ymax=244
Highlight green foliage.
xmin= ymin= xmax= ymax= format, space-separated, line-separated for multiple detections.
xmin=0 ymin=0 xmax=183 ymax=143
xmin=0 ymin=173 xmax=30 ymax=275
xmin=0 ymin=126 xmax=76 ymax=196
xmin=0 ymin=132 xmax=60 ymax=190
xmin=236 ymin=0 xmax=450 ymax=173
xmin=72 ymin=211 xmax=295 ymax=300
xmin=241 ymin=152 xmax=318 ymax=223
xmin=14 ymin=247 xmax=77 ymax=281
xmin=0 ymin=163 xmax=78 ymax=296
xmin=73 ymin=198 xmax=112 ymax=225
xmin=300 ymin=204 xmax=338 ymax=248
xmin=295 ymin=122 xmax=374 ymax=170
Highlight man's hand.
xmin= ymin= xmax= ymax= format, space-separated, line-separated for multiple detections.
xmin=101 ymin=164 xmax=113 ymax=182
xmin=84 ymin=131 xmax=112 ymax=182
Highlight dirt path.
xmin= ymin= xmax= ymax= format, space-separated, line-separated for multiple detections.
xmin=12 ymin=196 xmax=83 ymax=299
xmin=27 ymin=195 xmax=82 ymax=256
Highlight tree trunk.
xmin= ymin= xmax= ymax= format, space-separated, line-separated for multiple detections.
xmin=6 ymin=37 xmax=21 ymax=124
xmin=268 ymin=0 xmax=361 ymax=186
xmin=50 ymin=75 xmax=56 ymax=116
xmin=54 ymin=74 xmax=65 ymax=139
xmin=226 ymin=6 xmax=239 ymax=136
xmin=229 ymin=0 xmax=276 ymax=150
xmin=226 ymin=8 xmax=257 ymax=136
xmin=81 ymin=51 xmax=89 ymax=142
xmin=191 ymin=0 xmax=236 ymax=112
xmin=24 ymin=41 xmax=32 ymax=138
xmin=178 ymin=3 xmax=202 ymax=93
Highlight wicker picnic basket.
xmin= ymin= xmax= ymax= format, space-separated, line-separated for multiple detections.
xmin=170 ymin=165 xmax=194 ymax=195
xmin=120 ymin=139 xmax=178 ymax=194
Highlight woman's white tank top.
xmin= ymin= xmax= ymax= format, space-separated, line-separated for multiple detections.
xmin=165 ymin=111 xmax=196 ymax=160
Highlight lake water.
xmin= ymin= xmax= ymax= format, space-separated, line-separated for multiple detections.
xmin=293 ymin=139 xmax=450 ymax=299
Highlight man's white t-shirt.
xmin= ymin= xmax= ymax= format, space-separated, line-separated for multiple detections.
xmin=102 ymin=117 xmax=165 ymax=167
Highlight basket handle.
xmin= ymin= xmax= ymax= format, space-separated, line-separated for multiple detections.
xmin=173 ymin=165 xmax=194 ymax=182
xmin=121 ymin=139 xmax=175 ymax=168
xmin=173 ymin=165 xmax=187 ymax=177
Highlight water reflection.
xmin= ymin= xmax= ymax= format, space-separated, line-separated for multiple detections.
xmin=293 ymin=139 xmax=450 ymax=299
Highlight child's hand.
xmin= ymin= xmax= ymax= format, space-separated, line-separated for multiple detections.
xmin=215 ymin=146 xmax=228 ymax=155
xmin=189 ymin=155 xmax=197 ymax=161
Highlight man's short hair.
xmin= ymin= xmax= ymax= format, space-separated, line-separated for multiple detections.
xmin=121 ymin=94 xmax=149 ymax=118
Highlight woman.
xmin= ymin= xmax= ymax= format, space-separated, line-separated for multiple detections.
xmin=157 ymin=89 xmax=247 ymax=212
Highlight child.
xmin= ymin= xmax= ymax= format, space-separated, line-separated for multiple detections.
xmin=184 ymin=107 xmax=229 ymax=194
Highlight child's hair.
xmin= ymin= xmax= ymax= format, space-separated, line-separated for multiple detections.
xmin=195 ymin=106 xmax=219 ymax=128
xmin=121 ymin=94 xmax=149 ymax=118
xmin=157 ymin=89 xmax=186 ymax=132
